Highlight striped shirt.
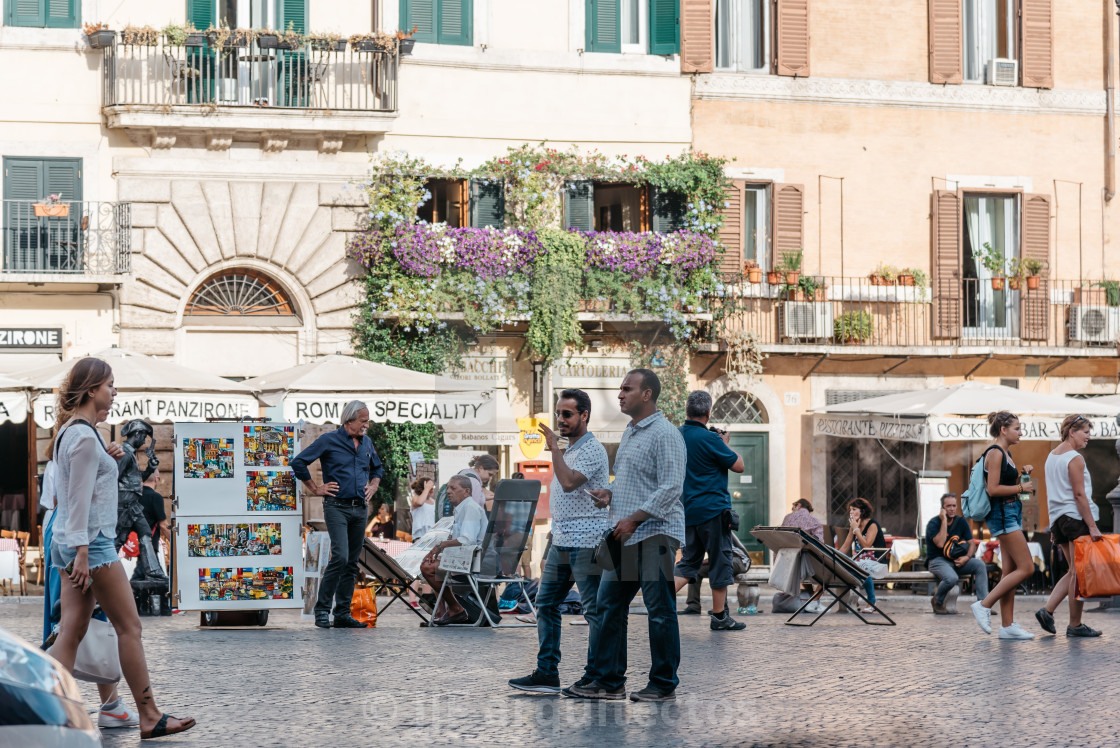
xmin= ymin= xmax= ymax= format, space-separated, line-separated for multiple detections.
xmin=609 ymin=410 xmax=686 ymax=546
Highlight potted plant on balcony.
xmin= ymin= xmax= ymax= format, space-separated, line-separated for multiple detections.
xmin=1006 ymin=258 xmax=1023 ymax=291
xmin=743 ymin=259 xmax=761 ymax=284
xmin=33 ymin=194 xmax=69 ymax=218
xmin=777 ymin=248 xmax=802 ymax=286
xmin=349 ymin=31 xmax=396 ymax=52
xmin=84 ymin=22 xmax=116 ymax=49
xmin=869 ymin=263 xmax=896 ymax=286
xmin=798 ymin=275 xmax=827 ymax=302
xmin=1022 ymin=258 xmax=1044 ymax=290
xmin=977 ymin=242 xmax=1007 ymax=290
xmin=765 ymin=266 xmax=782 ymax=285
xmin=276 ymin=22 xmax=305 ymax=50
xmin=120 ymin=24 xmax=160 ymax=46
xmin=396 ymin=25 xmax=418 ymax=55
xmin=310 ymin=31 xmax=347 ymax=51
xmin=897 ymin=269 xmax=914 ymax=286
xmin=164 ymin=23 xmax=204 ymax=47
xmin=1094 ymin=280 xmax=1120 ymax=307
xmin=834 ymin=310 xmax=873 ymax=344
xmin=257 ymin=28 xmax=280 ymax=48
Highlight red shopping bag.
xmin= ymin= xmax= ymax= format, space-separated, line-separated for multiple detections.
xmin=1073 ymin=534 xmax=1120 ymax=599
xmin=349 ymin=585 xmax=378 ymax=627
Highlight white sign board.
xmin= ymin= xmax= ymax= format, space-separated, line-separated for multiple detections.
xmin=553 ymin=357 xmax=632 ymax=389
xmin=814 ymin=414 xmax=1120 ymax=443
xmin=917 ymin=472 xmax=952 ymax=539
xmin=34 ymin=392 xmax=257 ymax=428
xmin=284 ymin=392 xmax=493 ymax=425
xmin=446 ymin=355 xmax=511 ymax=388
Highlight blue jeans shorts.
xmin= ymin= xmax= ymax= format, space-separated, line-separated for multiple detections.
xmin=986 ymin=500 xmax=1023 ymax=537
xmin=51 ymin=532 xmax=119 ymax=572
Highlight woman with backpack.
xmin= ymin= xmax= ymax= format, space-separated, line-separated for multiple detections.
xmin=970 ymin=411 xmax=1037 ymax=640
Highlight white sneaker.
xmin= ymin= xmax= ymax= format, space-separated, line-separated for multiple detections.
xmin=98 ymin=705 xmax=139 ymax=729
xmin=998 ymin=622 xmax=1035 ymax=640
xmin=970 ymin=601 xmax=992 ymax=634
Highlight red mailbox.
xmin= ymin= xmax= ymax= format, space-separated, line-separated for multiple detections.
xmin=517 ymin=460 xmax=553 ymax=519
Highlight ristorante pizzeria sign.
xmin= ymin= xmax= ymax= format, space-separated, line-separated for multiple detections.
xmin=814 ymin=414 xmax=1120 ymax=443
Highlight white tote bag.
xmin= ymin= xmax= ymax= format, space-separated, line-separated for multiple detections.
xmin=48 ymin=618 xmax=122 ymax=684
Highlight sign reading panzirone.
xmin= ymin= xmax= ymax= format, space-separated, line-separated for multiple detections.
xmin=285 ymin=393 xmax=494 ymax=425
xmin=814 ymin=414 xmax=1120 ymax=443
xmin=33 ymin=393 xmax=256 ymax=427
xmin=0 ymin=328 xmax=62 ymax=349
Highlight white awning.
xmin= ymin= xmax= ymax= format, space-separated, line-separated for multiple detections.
xmin=0 ymin=353 xmax=61 ymax=376
xmin=443 ymin=390 xmax=519 ymax=446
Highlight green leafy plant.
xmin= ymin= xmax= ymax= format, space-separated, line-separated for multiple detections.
xmin=1095 ymin=280 xmax=1120 ymax=307
xmin=976 ymin=242 xmax=1007 ymax=277
xmin=526 ymin=229 xmax=585 ymax=362
xmin=1021 ymin=258 xmax=1044 ymax=277
xmin=908 ymin=268 xmax=929 ymax=288
xmin=162 ymin=22 xmax=195 ymax=46
xmin=776 ymin=248 xmax=803 ymax=273
xmin=834 ymin=310 xmax=873 ymax=343
xmin=797 ymin=274 xmax=825 ymax=300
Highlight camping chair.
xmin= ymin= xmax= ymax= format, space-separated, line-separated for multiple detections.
xmin=433 ymin=478 xmax=540 ymax=628
xmin=356 ymin=517 xmax=454 ymax=623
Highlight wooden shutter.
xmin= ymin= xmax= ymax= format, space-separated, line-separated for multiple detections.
xmin=718 ymin=180 xmax=744 ymax=275
xmin=586 ymin=0 xmax=621 ymax=53
xmin=680 ymin=0 xmax=714 ymax=73
xmin=1019 ymin=193 xmax=1051 ymax=341
xmin=470 ymin=179 xmax=505 ymax=228
xmin=187 ymin=0 xmax=215 ymax=32
xmin=45 ymin=0 xmax=77 ymax=28
xmin=773 ymin=0 xmax=809 ymax=77
xmin=1020 ymin=0 xmax=1054 ymax=89
xmin=927 ymin=0 xmax=962 ymax=84
xmin=403 ymin=0 xmax=437 ymax=43
xmin=930 ymin=190 xmax=961 ymax=340
xmin=44 ymin=160 xmax=82 ymax=201
xmin=438 ymin=0 xmax=473 ymax=46
xmin=649 ymin=0 xmax=680 ymax=55
xmin=279 ymin=0 xmax=308 ymax=33
xmin=3 ymin=159 xmax=43 ymax=200
xmin=10 ymin=0 xmax=44 ymax=27
xmin=651 ymin=187 xmax=686 ymax=233
xmin=770 ymin=183 xmax=803 ymax=271
xmin=564 ymin=181 xmax=594 ymax=231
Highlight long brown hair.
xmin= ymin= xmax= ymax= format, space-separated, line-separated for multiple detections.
xmin=54 ymin=357 xmax=113 ymax=434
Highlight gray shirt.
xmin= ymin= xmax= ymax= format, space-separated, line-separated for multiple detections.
xmin=53 ymin=423 xmax=119 ymax=548
xmin=609 ymin=411 xmax=687 ymax=546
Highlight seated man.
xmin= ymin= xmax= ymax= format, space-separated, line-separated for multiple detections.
xmin=780 ymin=499 xmax=825 ymax=613
xmin=421 ymin=475 xmax=488 ymax=625
xmin=926 ymin=492 xmax=988 ymax=614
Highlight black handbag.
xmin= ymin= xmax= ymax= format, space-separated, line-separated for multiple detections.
xmin=724 ymin=509 xmax=740 ymax=532
xmin=593 ymin=529 xmax=623 ymax=572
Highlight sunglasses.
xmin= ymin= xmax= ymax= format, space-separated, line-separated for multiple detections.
xmin=555 ymin=410 xmax=579 ymax=419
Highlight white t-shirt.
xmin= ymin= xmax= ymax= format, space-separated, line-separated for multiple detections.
xmin=1045 ymin=448 xmax=1098 ymax=524
xmin=411 ymin=501 xmax=436 ymax=539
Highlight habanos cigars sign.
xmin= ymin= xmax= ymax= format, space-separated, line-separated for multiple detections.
xmin=814 ymin=414 xmax=1120 ymax=443
xmin=285 ymin=392 xmax=494 ymax=425
xmin=34 ymin=393 xmax=256 ymax=428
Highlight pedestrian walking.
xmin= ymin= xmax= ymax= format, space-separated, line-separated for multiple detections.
xmin=48 ymin=357 xmax=195 ymax=739
xmin=508 ymin=389 xmax=609 ymax=694
xmin=292 ymin=400 xmax=384 ymax=629
xmin=1035 ymin=414 xmax=1104 ymax=637
xmin=672 ymin=391 xmax=746 ymax=631
xmin=573 ymin=369 xmax=686 ymax=703
xmin=970 ymin=411 xmax=1037 ymax=640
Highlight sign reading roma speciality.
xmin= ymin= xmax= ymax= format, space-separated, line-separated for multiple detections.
xmin=34 ymin=393 xmax=256 ymax=427
xmin=286 ymin=393 xmax=494 ymax=425
xmin=814 ymin=414 xmax=1120 ymax=443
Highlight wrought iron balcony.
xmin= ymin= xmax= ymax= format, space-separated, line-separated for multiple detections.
xmin=2 ymin=200 xmax=131 ymax=277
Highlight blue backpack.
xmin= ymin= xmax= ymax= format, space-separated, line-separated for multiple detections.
xmin=961 ymin=449 xmax=994 ymax=521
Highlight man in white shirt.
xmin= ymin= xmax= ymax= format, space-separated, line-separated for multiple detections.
xmin=421 ymin=475 xmax=487 ymax=625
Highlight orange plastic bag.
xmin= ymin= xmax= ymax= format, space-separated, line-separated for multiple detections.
xmin=349 ymin=586 xmax=378 ymax=627
xmin=1073 ymin=534 xmax=1120 ymax=599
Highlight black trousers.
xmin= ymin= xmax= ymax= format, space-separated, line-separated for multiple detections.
xmin=316 ymin=501 xmax=367 ymax=617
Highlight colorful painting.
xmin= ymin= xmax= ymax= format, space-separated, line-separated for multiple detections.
xmin=244 ymin=425 xmax=295 ymax=467
xmin=182 ymin=438 xmax=234 ymax=479
xmin=187 ymin=523 xmax=283 ymax=557
xmin=198 ymin=567 xmax=294 ymax=601
xmin=246 ymin=471 xmax=297 ymax=511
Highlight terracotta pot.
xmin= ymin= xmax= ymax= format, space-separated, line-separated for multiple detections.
xmin=787 ymin=288 xmax=806 ymax=302
xmin=1073 ymin=287 xmax=1105 ymax=305
xmin=808 ymin=286 xmax=828 ymax=302
xmin=991 ymin=277 xmax=1005 ymax=291
xmin=1008 ymin=277 xmax=1022 ymax=290
xmin=33 ymin=203 xmax=69 ymax=217
xmin=1026 ymin=275 xmax=1041 ymax=290
xmin=785 ymin=271 xmax=800 ymax=285
xmin=898 ymin=273 xmax=914 ymax=286
xmin=766 ymin=271 xmax=781 ymax=285
xmin=747 ymin=268 xmax=761 ymax=284
xmin=869 ymin=274 xmax=884 ymax=286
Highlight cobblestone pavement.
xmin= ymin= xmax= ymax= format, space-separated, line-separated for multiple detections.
xmin=4 ymin=594 xmax=1120 ymax=747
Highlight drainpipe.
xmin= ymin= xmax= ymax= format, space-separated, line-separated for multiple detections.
xmin=1107 ymin=2 xmax=1117 ymax=202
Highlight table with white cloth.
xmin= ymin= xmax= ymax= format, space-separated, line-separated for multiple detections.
xmin=371 ymin=538 xmax=411 ymax=558
xmin=0 ymin=537 xmax=19 ymax=588
xmin=886 ymin=538 xmax=921 ymax=572
xmin=976 ymin=540 xmax=1046 ymax=572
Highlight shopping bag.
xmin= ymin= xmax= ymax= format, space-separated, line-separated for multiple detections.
xmin=1073 ymin=534 xmax=1120 ymax=599
xmin=350 ymin=585 xmax=378 ymax=627
xmin=47 ymin=617 xmax=122 ymax=684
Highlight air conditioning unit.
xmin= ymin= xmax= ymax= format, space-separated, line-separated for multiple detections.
xmin=779 ymin=301 xmax=834 ymax=340
xmin=986 ymin=58 xmax=1018 ymax=86
xmin=1069 ymin=305 xmax=1120 ymax=344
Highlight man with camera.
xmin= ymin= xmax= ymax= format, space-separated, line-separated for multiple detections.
xmin=672 ymin=391 xmax=747 ymax=631
xmin=926 ymin=493 xmax=988 ymax=614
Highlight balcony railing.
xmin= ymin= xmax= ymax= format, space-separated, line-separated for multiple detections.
xmin=102 ymin=39 xmax=397 ymax=112
xmin=714 ymin=277 xmax=1117 ymax=351
xmin=2 ymin=200 xmax=131 ymax=276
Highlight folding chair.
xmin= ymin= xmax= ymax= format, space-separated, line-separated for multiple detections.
xmin=356 ymin=518 xmax=456 ymax=624
xmin=433 ymin=478 xmax=540 ymax=628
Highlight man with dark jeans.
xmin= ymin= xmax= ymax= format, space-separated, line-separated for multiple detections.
xmin=926 ymin=493 xmax=987 ymax=614
xmin=577 ymin=369 xmax=687 ymax=703
xmin=508 ymin=389 xmax=609 ymax=694
xmin=292 ymin=401 xmax=383 ymax=629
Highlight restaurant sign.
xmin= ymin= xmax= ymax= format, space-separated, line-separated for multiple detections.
xmin=815 ymin=414 xmax=1120 ymax=443
xmin=34 ymin=393 xmax=256 ymax=427
xmin=446 ymin=355 xmax=511 ymax=388
xmin=813 ymin=415 xmax=929 ymax=443
xmin=0 ymin=328 xmax=62 ymax=350
xmin=285 ymin=392 xmax=494 ymax=426
xmin=553 ymin=357 xmax=632 ymax=389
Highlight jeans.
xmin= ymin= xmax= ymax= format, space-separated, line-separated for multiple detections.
xmin=593 ymin=535 xmax=681 ymax=694
xmin=316 ymin=501 xmax=368 ymax=618
xmin=862 ymin=576 xmax=876 ymax=604
xmin=928 ymin=556 xmax=989 ymax=604
xmin=534 ymin=545 xmax=603 ymax=679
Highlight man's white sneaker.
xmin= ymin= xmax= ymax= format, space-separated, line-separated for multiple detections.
xmin=970 ymin=601 xmax=992 ymax=634
xmin=98 ymin=706 xmax=140 ymax=729
xmin=998 ymin=622 xmax=1035 ymax=640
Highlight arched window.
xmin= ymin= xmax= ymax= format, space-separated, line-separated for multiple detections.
xmin=710 ymin=392 xmax=766 ymax=424
xmin=186 ymin=269 xmax=299 ymax=323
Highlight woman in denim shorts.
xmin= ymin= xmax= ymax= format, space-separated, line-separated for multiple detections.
xmin=47 ymin=357 xmax=196 ymax=740
xmin=970 ymin=411 xmax=1038 ymax=640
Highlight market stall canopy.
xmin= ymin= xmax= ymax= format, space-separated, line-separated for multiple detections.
xmin=11 ymin=348 xmax=258 ymax=427
xmin=0 ymin=374 xmax=30 ymax=425
xmin=1092 ymin=394 xmax=1120 ymax=406
xmin=814 ymin=382 xmax=1120 ymax=444
xmin=243 ymin=354 xmax=495 ymax=426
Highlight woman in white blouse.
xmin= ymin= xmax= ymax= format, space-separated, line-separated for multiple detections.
xmin=47 ymin=357 xmax=196 ymax=739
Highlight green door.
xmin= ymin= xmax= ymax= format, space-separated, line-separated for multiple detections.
xmin=728 ymin=432 xmax=768 ymax=553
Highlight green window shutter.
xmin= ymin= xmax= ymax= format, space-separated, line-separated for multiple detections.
xmin=3 ymin=158 xmax=44 ymax=201
xmin=651 ymin=187 xmax=686 ymax=232
xmin=186 ymin=0 xmax=215 ymax=31
xmin=470 ymin=179 xmax=505 ymax=228
xmin=278 ymin=0 xmax=307 ymax=33
xmin=437 ymin=0 xmax=472 ymax=46
xmin=44 ymin=159 xmax=82 ymax=201
xmin=564 ymin=181 xmax=595 ymax=231
xmin=402 ymin=0 xmax=437 ymax=44
xmin=8 ymin=0 xmax=45 ymax=27
xmin=585 ymin=0 xmax=620 ymax=53
xmin=648 ymin=0 xmax=679 ymax=55
xmin=44 ymin=0 xmax=78 ymax=28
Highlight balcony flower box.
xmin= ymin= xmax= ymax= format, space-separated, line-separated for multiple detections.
xmin=33 ymin=203 xmax=69 ymax=218
xmin=897 ymin=272 xmax=914 ymax=286
xmin=86 ymin=29 xmax=116 ymax=49
xmin=399 ymin=38 xmax=415 ymax=55
xmin=310 ymin=38 xmax=347 ymax=52
xmin=1073 ymin=287 xmax=1107 ymax=306
xmin=257 ymin=33 xmax=280 ymax=49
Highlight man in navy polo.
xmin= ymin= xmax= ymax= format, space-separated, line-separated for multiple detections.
xmin=292 ymin=400 xmax=383 ymax=629
xmin=673 ymin=390 xmax=747 ymax=631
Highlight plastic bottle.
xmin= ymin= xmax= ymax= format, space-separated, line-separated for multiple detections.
xmin=1018 ymin=469 xmax=1031 ymax=502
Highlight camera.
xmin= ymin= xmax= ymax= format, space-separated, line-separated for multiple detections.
xmin=708 ymin=426 xmax=726 ymax=436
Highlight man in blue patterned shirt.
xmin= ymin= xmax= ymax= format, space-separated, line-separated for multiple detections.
xmin=572 ymin=369 xmax=686 ymax=703
xmin=508 ymin=389 xmax=609 ymax=694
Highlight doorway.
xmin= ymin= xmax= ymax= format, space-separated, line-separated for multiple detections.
xmin=962 ymin=194 xmax=1019 ymax=339
xmin=727 ymin=432 xmax=768 ymax=553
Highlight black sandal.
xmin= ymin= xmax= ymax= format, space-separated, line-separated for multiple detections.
xmin=141 ymin=714 xmax=196 ymax=739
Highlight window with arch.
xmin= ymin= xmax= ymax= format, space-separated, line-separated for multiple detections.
xmin=185 ymin=268 xmax=299 ymax=324
xmin=710 ymin=392 xmax=766 ymax=425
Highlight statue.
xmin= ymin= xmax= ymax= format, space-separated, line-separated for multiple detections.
xmin=116 ymin=420 xmax=168 ymax=583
